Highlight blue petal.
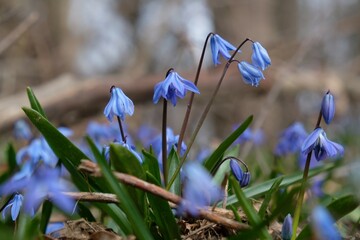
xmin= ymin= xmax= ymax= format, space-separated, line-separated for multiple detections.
xmin=230 ymin=160 xmax=243 ymax=182
xmin=252 ymin=42 xmax=271 ymax=70
xmin=11 ymin=194 xmax=23 ymax=221
xmin=210 ymin=36 xmax=220 ymax=65
xmin=321 ymin=92 xmax=335 ymax=125
xmin=301 ymin=128 xmax=323 ymax=155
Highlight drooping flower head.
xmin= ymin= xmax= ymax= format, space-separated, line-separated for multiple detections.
xmin=251 ymin=42 xmax=271 ymax=70
xmin=104 ymin=86 xmax=134 ymax=122
xmin=311 ymin=206 xmax=341 ymax=240
xmin=177 ymin=162 xmax=223 ymax=216
xmin=321 ymin=91 xmax=335 ymax=125
xmin=153 ymin=69 xmax=199 ymax=106
xmin=210 ymin=34 xmax=237 ymax=65
xmin=230 ymin=159 xmax=250 ymax=187
xmin=281 ymin=214 xmax=293 ymax=240
xmin=237 ymin=61 xmax=265 ymax=87
xmin=301 ymin=127 xmax=344 ymax=161
xmin=274 ymin=122 xmax=308 ymax=157
xmin=1 ymin=193 xmax=23 ymax=221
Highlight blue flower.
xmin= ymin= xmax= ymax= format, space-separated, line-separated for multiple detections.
xmin=235 ymin=128 xmax=265 ymax=145
xmin=153 ymin=70 xmax=199 ymax=106
xmin=1 ymin=193 xmax=23 ymax=221
xmin=230 ymin=160 xmax=251 ymax=187
xmin=104 ymin=87 xmax=134 ymax=122
xmin=210 ymin=34 xmax=237 ymax=65
xmin=281 ymin=214 xmax=293 ymax=240
xmin=251 ymin=42 xmax=271 ymax=70
xmin=13 ymin=120 xmax=32 ymax=141
xmin=237 ymin=61 xmax=265 ymax=87
xmin=0 ymin=165 xmax=75 ymax=215
xmin=301 ymin=128 xmax=344 ymax=161
xmin=274 ymin=122 xmax=308 ymax=157
xmin=311 ymin=206 xmax=341 ymax=240
xmin=321 ymin=91 xmax=335 ymax=125
xmin=177 ymin=162 xmax=223 ymax=216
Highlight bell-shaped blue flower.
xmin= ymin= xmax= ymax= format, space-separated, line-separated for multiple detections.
xmin=251 ymin=42 xmax=271 ymax=70
xmin=321 ymin=91 xmax=335 ymax=125
xmin=1 ymin=193 xmax=23 ymax=221
xmin=237 ymin=61 xmax=265 ymax=87
xmin=177 ymin=162 xmax=223 ymax=216
xmin=104 ymin=87 xmax=134 ymax=122
xmin=210 ymin=34 xmax=237 ymax=65
xmin=311 ymin=206 xmax=341 ymax=240
xmin=301 ymin=128 xmax=344 ymax=161
xmin=230 ymin=159 xmax=250 ymax=187
xmin=281 ymin=214 xmax=293 ymax=240
xmin=153 ymin=70 xmax=199 ymax=106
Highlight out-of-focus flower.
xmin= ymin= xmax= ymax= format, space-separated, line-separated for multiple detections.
xmin=13 ymin=120 xmax=32 ymax=141
xmin=177 ymin=162 xmax=223 ymax=216
xmin=153 ymin=70 xmax=199 ymax=106
xmin=321 ymin=91 xmax=335 ymax=125
xmin=251 ymin=42 xmax=271 ymax=70
xmin=104 ymin=87 xmax=134 ymax=122
xmin=301 ymin=128 xmax=344 ymax=161
xmin=237 ymin=61 xmax=265 ymax=87
xmin=1 ymin=193 xmax=23 ymax=221
xmin=274 ymin=122 xmax=308 ymax=157
xmin=0 ymin=166 xmax=75 ymax=215
xmin=311 ymin=206 xmax=341 ymax=240
xmin=210 ymin=34 xmax=237 ymax=65
xmin=46 ymin=222 xmax=65 ymax=238
xmin=281 ymin=213 xmax=293 ymax=240
xmin=235 ymin=128 xmax=265 ymax=145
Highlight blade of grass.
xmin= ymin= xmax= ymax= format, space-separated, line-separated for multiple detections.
xmin=26 ymin=87 xmax=46 ymax=118
xmin=40 ymin=200 xmax=52 ymax=234
xmin=167 ymin=149 xmax=181 ymax=195
xmin=258 ymin=177 xmax=283 ymax=219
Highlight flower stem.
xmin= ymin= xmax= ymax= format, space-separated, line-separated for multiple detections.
xmin=162 ymin=99 xmax=168 ymax=183
xmin=116 ymin=116 xmax=126 ymax=144
xmin=176 ymin=32 xmax=213 ymax=155
xmin=166 ymin=38 xmax=252 ymax=191
xmin=291 ymin=110 xmax=322 ymax=239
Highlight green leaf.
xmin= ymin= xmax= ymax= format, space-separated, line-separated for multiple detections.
xmin=109 ymin=143 xmax=146 ymax=215
xmin=6 ymin=143 xmax=17 ymax=172
xmin=297 ymin=195 xmax=359 ymax=240
xmin=40 ymin=200 xmax=53 ymax=234
xmin=111 ymin=144 xmax=145 ymax=180
xmin=167 ymin=148 xmax=181 ymax=195
xmin=146 ymin=172 xmax=181 ymax=239
xmin=142 ymin=150 xmax=162 ymax=185
xmin=87 ymin=137 xmax=153 ymax=240
xmin=26 ymin=87 xmax=47 ymax=118
xmin=204 ymin=115 xmax=253 ymax=173
xmin=229 ymin=176 xmax=271 ymax=239
xmin=76 ymin=203 xmax=96 ymax=222
xmin=22 ymin=107 xmax=88 ymax=166
xmin=258 ymin=177 xmax=283 ymax=219
xmin=225 ymin=162 xmax=337 ymax=206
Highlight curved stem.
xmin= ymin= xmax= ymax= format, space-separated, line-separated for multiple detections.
xmin=167 ymin=38 xmax=252 ymax=190
xmin=116 ymin=116 xmax=126 ymax=144
xmin=176 ymin=32 xmax=213 ymax=155
xmin=211 ymin=156 xmax=249 ymax=175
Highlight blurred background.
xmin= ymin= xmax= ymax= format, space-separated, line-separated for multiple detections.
xmin=0 ymin=0 xmax=359 ymax=161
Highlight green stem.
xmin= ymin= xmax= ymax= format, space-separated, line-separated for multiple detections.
xmin=166 ymin=38 xmax=252 ymax=190
xmin=291 ymin=110 xmax=322 ymax=239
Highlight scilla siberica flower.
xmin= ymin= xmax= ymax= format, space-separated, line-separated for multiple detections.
xmin=1 ymin=193 xmax=23 ymax=221
xmin=321 ymin=91 xmax=335 ymax=125
xmin=210 ymin=34 xmax=237 ymax=65
xmin=177 ymin=162 xmax=223 ymax=216
xmin=230 ymin=159 xmax=250 ymax=187
xmin=281 ymin=213 xmax=293 ymax=240
xmin=237 ymin=61 xmax=265 ymax=87
xmin=153 ymin=70 xmax=200 ymax=106
xmin=13 ymin=119 xmax=32 ymax=141
xmin=104 ymin=86 xmax=134 ymax=121
xmin=301 ymin=127 xmax=344 ymax=161
xmin=274 ymin=122 xmax=308 ymax=157
xmin=251 ymin=42 xmax=271 ymax=70
xmin=311 ymin=206 xmax=341 ymax=240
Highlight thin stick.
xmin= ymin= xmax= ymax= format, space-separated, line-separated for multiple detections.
xmin=78 ymin=160 xmax=249 ymax=230
xmin=0 ymin=12 xmax=39 ymax=55
xmin=60 ymin=192 xmax=119 ymax=204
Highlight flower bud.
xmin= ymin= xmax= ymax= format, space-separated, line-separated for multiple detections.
xmin=321 ymin=91 xmax=335 ymax=124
